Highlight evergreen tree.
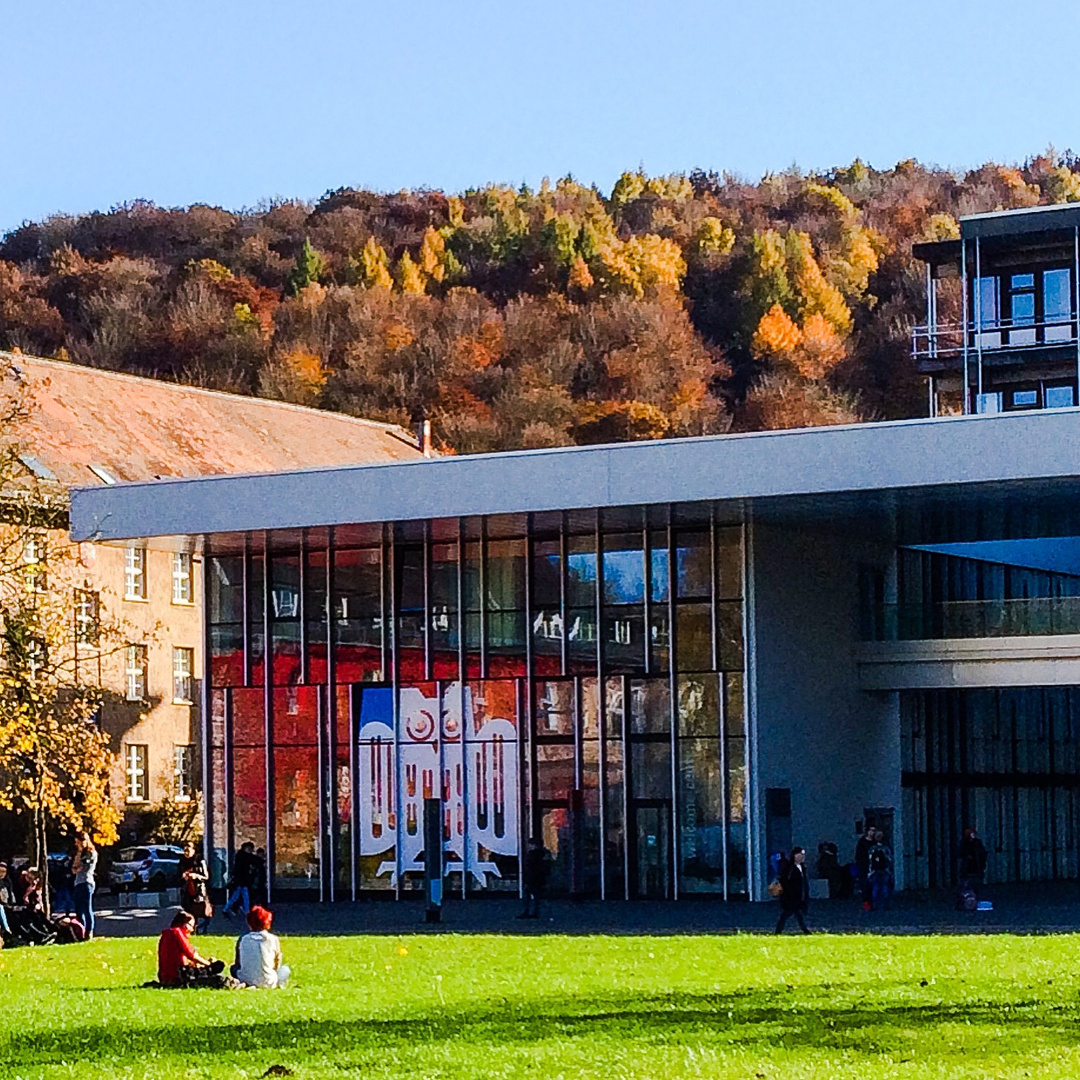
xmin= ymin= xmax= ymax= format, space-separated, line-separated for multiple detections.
xmin=286 ymin=238 xmax=325 ymax=295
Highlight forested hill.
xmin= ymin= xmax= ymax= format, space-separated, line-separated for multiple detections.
xmin=2 ymin=154 xmax=1078 ymax=452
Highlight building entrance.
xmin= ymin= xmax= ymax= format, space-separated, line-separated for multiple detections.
xmin=902 ymin=688 xmax=1080 ymax=888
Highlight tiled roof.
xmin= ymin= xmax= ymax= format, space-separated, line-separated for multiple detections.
xmin=2 ymin=352 xmax=424 ymax=488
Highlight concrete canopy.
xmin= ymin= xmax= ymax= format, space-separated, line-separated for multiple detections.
xmin=69 ymin=407 xmax=1080 ymax=543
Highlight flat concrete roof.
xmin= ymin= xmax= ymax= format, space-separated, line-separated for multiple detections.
xmin=69 ymin=408 xmax=1080 ymax=543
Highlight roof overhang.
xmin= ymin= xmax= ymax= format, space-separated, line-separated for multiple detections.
xmin=68 ymin=408 xmax=1080 ymax=544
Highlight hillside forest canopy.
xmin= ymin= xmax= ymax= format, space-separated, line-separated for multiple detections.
xmin=2 ymin=152 xmax=1079 ymax=451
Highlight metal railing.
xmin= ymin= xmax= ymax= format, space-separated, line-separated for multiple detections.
xmin=912 ymin=317 xmax=1078 ymax=362
xmin=865 ymin=596 xmax=1080 ymax=641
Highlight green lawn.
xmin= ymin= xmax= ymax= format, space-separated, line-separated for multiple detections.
xmin=3 ymin=932 xmax=1080 ymax=1079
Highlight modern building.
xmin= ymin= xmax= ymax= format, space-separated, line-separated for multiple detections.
xmin=915 ymin=203 xmax=1080 ymax=416
xmin=3 ymin=352 xmax=423 ymax=828
xmin=70 ymin=407 xmax=1080 ymax=901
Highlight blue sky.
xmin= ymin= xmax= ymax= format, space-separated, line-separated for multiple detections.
xmin=2 ymin=1 xmax=1078 ymax=234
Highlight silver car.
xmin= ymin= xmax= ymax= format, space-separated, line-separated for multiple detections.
xmin=107 ymin=845 xmax=184 ymax=892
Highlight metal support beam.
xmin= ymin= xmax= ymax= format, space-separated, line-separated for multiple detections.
xmin=961 ymin=238 xmax=969 ymax=414
xmin=975 ymin=236 xmax=984 ymax=403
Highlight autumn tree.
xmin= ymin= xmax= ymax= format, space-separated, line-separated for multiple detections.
xmin=0 ymin=365 xmax=120 ymax=910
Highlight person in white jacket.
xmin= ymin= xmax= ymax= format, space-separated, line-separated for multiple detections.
xmin=231 ymin=906 xmax=290 ymax=988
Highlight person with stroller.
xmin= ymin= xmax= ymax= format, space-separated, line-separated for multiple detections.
xmin=957 ymin=825 xmax=988 ymax=907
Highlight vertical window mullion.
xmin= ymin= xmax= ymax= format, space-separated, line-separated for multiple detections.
xmin=667 ymin=509 xmax=679 ymax=900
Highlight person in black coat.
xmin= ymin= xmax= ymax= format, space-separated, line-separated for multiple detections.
xmin=517 ymin=838 xmax=552 ymax=919
xmin=957 ymin=826 xmax=988 ymax=896
xmin=179 ymin=842 xmax=212 ymax=934
xmin=775 ymin=846 xmax=811 ymax=934
xmin=853 ymin=825 xmax=876 ymax=910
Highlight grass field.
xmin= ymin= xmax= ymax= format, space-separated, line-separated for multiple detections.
xmin=4 ymin=932 xmax=1080 ymax=1079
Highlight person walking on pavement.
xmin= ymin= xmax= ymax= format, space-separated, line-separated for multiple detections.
xmin=854 ymin=825 xmax=876 ymax=911
xmin=775 ymin=846 xmax=811 ymax=934
xmin=223 ymin=841 xmax=258 ymax=918
xmin=957 ymin=825 xmax=988 ymax=899
xmin=517 ymin=838 xmax=551 ymax=919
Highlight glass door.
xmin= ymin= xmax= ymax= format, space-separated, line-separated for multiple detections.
xmin=631 ymin=802 xmax=672 ymax=899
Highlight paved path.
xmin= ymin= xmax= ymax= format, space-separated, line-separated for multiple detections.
xmin=94 ymin=883 xmax=1080 ymax=938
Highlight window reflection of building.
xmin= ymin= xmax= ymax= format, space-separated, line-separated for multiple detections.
xmin=205 ymin=506 xmax=747 ymax=902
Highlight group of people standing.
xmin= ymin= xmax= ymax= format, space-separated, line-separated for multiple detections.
xmin=772 ymin=823 xmax=990 ymax=931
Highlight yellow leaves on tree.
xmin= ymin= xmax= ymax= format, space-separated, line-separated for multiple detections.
xmin=358 ymin=237 xmax=393 ymax=290
xmin=923 ymin=213 xmax=960 ymax=241
xmin=567 ymin=255 xmax=594 ymax=298
xmin=752 ymin=305 xmax=847 ymax=381
xmin=257 ymin=348 xmax=328 ymax=406
xmin=692 ymin=217 xmax=736 ymax=263
xmin=786 ymin=231 xmax=853 ymax=333
xmin=591 ymin=233 xmax=686 ymax=299
xmin=575 ymin=399 xmax=671 ymax=444
xmin=752 ymin=304 xmax=802 ymax=361
xmin=0 ymin=521 xmax=122 ymax=908
xmin=418 ymin=227 xmax=448 ymax=284
xmin=395 ymin=251 xmax=427 ymax=295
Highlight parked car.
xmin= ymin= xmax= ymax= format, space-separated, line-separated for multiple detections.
xmin=107 ymin=845 xmax=184 ymax=893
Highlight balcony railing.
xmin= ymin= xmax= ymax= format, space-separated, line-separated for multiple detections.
xmin=865 ymin=596 xmax=1080 ymax=641
xmin=912 ymin=317 xmax=1078 ymax=362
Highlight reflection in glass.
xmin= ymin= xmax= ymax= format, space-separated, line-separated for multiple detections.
xmin=676 ymin=603 xmax=712 ymax=672
xmin=334 ymin=548 xmax=382 ymax=682
xmin=675 ymin=531 xmax=711 ymax=599
xmin=603 ymin=536 xmax=645 ymax=604
xmin=678 ymin=737 xmax=723 ymax=893
xmin=630 ymin=741 xmax=672 ymax=800
xmin=630 ymin=678 xmax=671 ymax=735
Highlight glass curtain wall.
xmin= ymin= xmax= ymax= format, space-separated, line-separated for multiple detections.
xmin=205 ymin=505 xmax=747 ymax=901
xmin=902 ymin=688 xmax=1080 ymax=888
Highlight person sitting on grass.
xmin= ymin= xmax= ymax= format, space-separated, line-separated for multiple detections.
xmin=231 ymin=906 xmax=290 ymax=988
xmin=158 ymin=911 xmax=226 ymax=987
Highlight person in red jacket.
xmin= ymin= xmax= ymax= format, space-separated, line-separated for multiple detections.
xmin=158 ymin=911 xmax=225 ymax=987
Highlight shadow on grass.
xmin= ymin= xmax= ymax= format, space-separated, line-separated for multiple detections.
xmin=4 ymin=988 xmax=1076 ymax=1066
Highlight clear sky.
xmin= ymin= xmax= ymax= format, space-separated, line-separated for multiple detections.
xmin=2 ymin=0 xmax=1079 ymax=235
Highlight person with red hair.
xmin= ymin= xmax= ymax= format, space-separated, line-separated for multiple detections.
xmin=231 ymin=906 xmax=290 ymax=988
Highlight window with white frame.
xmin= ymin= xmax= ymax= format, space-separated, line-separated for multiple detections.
xmin=125 ymin=743 xmax=148 ymax=802
xmin=172 ymin=552 xmax=193 ymax=604
xmin=125 ymin=644 xmax=148 ymax=701
xmin=174 ymin=745 xmax=194 ymax=801
xmin=74 ymin=588 xmax=100 ymax=645
xmin=172 ymin=646 xmax=194 ymax=703
xmin=23 ymin=534 xmax=46 ymax=594
xmin=124 ymin=545 xmax=147 ymax=600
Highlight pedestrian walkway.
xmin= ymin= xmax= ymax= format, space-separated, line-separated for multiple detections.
xmin=93 ymin=882 xmax=1080 ymax=938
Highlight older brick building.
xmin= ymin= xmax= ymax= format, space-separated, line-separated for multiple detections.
xmin=4 ymin=351 xmax=423 ymax=831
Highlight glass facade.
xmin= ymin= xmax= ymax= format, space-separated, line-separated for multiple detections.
xmin=205 ymin=506 xmax=748 ymax=900
xmin=902 ymin=688 xmax=1080 ymax=888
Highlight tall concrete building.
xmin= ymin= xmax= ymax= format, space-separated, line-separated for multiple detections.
xmin=4 ymin=352 xmax=423 ymax=831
